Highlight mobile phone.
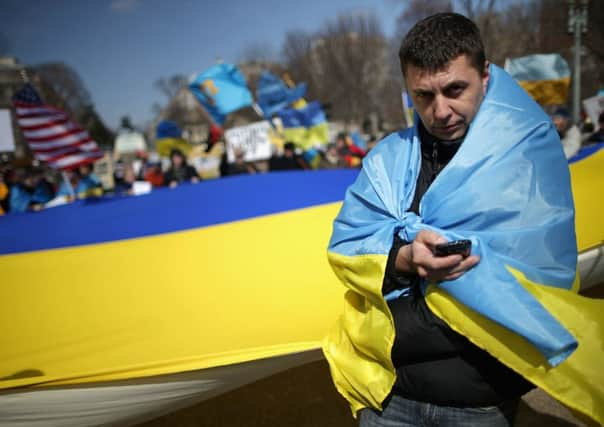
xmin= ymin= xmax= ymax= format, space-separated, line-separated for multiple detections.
xmin=433 ymin=239 xmax=472 ymax=257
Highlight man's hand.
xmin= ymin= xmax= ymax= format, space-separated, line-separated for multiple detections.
xmin=395 ymin=229 xmax=480 ymax=282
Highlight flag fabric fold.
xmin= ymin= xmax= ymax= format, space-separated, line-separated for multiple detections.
xmin=504 ymin=53 xmax=571 ymax=105
xmin=322 ymin=65 xmax=604 ymax=424
xmin=12 ymin=84 xmax=103 ymax=170
xmin=188 ymin=63 xmax=253 ymax=125
xmin=256 ymin=71 xmax=307 ymax=118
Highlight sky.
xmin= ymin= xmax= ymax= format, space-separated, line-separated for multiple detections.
xmin=2 ymin=0 xmax=400 ymax=131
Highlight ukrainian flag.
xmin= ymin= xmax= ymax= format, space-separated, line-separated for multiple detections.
xmin=189 ymin=63 xmax=253 ymax=125
xmin=504 ymin=53 xmax=571 ymax=105
xmin=256 ymin=71 xmax=307 ymax=118
xmin=323 ymin=65 xmax=604 ymax=424
xmin=0 ymin=171 xmax=357 ymax=392
xmin=277 ymin=101 xmax=329 ymax=150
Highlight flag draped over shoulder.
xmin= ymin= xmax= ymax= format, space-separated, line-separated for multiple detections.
xmin=504 ymin=53 xmax=570 ymax=105
xmin=256 ymin=71 xmax=307 ymax=118
xmin=323 ymin=65 xmax=604 ymax=425
xmin=12 ymin=84 xmax=103 ymax=170
xmin=277 ymin=100 xmax=328 ymax=149
xmin=188 ymin=63 xmax=253 ymax=125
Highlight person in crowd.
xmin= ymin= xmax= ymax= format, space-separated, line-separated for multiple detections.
xmin=74 ymin=163 xmax=103 ymax=198
xmin=269 ymin=142 xmax=309 ymax=171
xmin=55 ymin=169 xmax=77 ymax=201
xmin=31 ymin=168 xmax=55 ymax=205
xmin=551 ymin=107 xmax=581 ymax=159
xmin=324 ymin=13 xmax=582 ymax=427
xmin=585 ymin=111 xmax=604 ymax=145
xmin=205 ymin=123 xmax=224 ymax=153
xmin=366 ymin=134 xmax=379 ymax=152
xmin=227 ymin=148 xmax=257 ymax=176
xmin=143 ymin=154 xmax=164 ymax=188
xmin=114 ymin=165 xmax=137 ymax=196
xmin=113 ymin=158 xmax=126 ymax=190
xmin=9 ymin=169 xmax=48 ymax=213
xmin=163 ymin=149 xmax=200 ymax=188
xmin=335 ymin=132 xmax=366 ymax=167
xmin=317 ymin=143 xmax=347 ymax=169
xmin=0 ymin=170 xmax=9 ymax=215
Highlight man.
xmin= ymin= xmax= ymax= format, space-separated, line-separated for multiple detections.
xmin=585 ymin=111 xmax=604 ymax=144
xmin=323 ymin=13 xmax=602 ymax=427
xmin=269 ymin=142 xmax=309 ymax=171
xmin=551 ymin=107 xmax=581 ymax=158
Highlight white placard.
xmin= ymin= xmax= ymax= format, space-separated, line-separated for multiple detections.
xmin=132 ymin=181 xmax=152 ymax=195
xmin=224 ymin=121 xmax=272 ymax=163
xmin=0 ymin=110 xmax=16 ymax=152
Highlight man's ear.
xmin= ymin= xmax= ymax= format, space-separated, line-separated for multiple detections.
xmin=482 ymin=61 xmax=491 ymax=93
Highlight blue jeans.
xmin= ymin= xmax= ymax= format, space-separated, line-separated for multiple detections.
xmin=359 ymin=394 xmax=518 ymax=427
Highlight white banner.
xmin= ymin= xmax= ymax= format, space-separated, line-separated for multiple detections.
xmin=224 ymin=121 xmax=272 ymax=163
xmin=0 ymin=110 xmax=16 ymax=152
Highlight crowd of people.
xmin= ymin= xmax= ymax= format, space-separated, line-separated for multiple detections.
xmin=1 ymin=107 xmax=602 ymax=216
xmin=0 ymin=131 xmax=376 ymax=215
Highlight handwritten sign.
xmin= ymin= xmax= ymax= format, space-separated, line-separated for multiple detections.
xmin=224 ymin=121 xmax=273 ymax=163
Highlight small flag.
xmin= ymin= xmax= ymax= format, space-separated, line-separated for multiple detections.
xmin=189 ymin=63 xmax=253 ymax=125
xmin=276 ymin=101 xmax=329 ymax=149
xmin=256 ymin=71 xmax=307 ymax=117
xmin=504 ymin=54 xmax=571 ymax=105
xmin=402 ymin=90 xmax=414 ymax=128
xmin=12 ymin=84 xmax=103 ymax=170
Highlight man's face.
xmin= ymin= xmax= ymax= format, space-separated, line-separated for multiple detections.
xmin=405 ymin=55 xmax=489 ymax=141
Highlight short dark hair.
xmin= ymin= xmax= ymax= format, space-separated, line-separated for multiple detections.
xmin=399 ymin=13 xmax=486 ymax=76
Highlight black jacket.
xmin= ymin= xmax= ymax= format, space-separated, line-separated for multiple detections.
xmin=383 ymin=124 xmax=534 ymax=407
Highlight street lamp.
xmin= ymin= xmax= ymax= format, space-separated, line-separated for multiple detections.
xmin=567 ymin=0 xmax=588 ymax=124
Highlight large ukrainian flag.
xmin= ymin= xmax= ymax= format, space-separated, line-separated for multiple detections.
xmin=323 ymin=65 xmax=604 ymax=425
xmin=0 ymin=171 xmax=356 ymax=391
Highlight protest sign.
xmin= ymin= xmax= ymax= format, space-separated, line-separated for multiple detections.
xmin=0 ymin=110 xmax=16 ymax=152
xmin=224 ymin=121 xmax=273 ymax=163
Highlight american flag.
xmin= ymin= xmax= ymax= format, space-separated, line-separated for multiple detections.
xmin=12 ymin=84 xmax=104 ymax=170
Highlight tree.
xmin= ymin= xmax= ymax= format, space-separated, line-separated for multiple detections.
xmin=151 ymin=74 xmax=192 ymax=128
xmin=34 ymin=62 xmax=114 ymax=147
xmin=395 ymin=0 xmax=453 ymax=40
xmin=282 ymin=12 xmax=398 ymax=125
xmin=34 ymin=62 xmax=92 ymax=121
xmin=238 ymin=41 xmax=278 ymax=65
xmin=153 ymin=74 xmax=187 ymax=102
